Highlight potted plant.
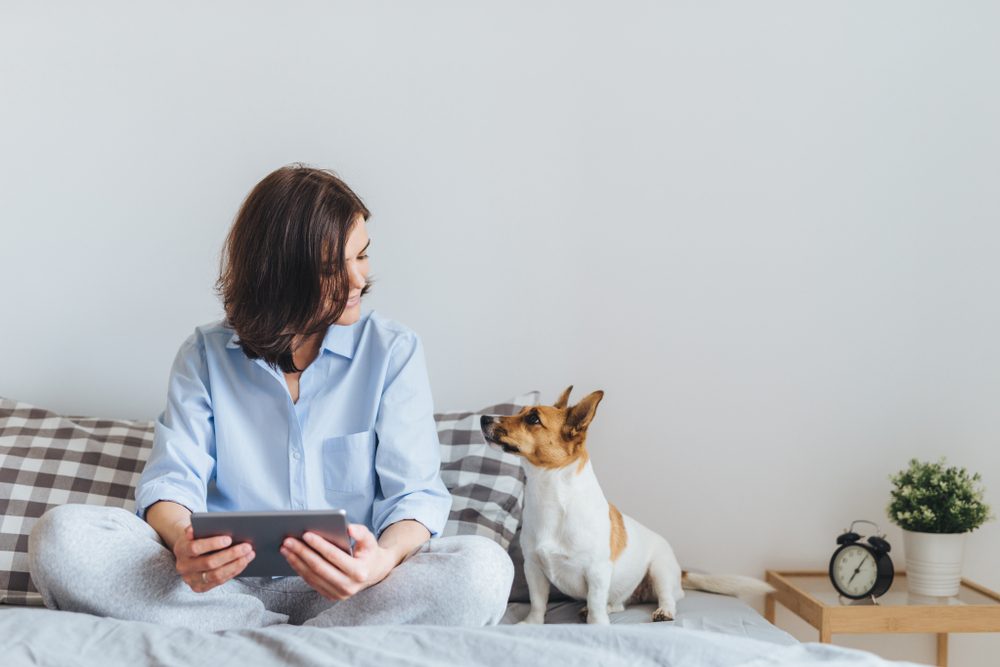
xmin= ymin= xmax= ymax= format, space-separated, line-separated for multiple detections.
xmin=887 ymin=457 xmax=993 ymax=597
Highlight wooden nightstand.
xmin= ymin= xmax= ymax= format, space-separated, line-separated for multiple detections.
xmin=765 ymin=570 xmax=1000 ymax=667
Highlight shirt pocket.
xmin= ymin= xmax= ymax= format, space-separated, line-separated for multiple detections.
xmin=322 ymin=430 xmax=376 ymax=493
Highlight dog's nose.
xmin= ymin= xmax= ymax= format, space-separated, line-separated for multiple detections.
xmin=480 ymin=415 xmax=494 ymax=427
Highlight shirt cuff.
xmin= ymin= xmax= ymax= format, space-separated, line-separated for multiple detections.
xmin=374 ymin=495 xmax=450 ymax=540
xmin=134 ymin=483 xmax=206 ymax=521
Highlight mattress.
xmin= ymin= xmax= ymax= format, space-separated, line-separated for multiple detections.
xmin=1 ymin=592 xmax=925 ymax=667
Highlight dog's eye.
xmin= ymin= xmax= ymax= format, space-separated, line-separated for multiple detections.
xmin=525 ymin=412 xmax=541 ymax=426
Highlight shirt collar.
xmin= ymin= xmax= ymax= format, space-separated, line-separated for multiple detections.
xmin=225 ymin=313 xmax=364 ymax=360
xmin=318 ymin=320 xmax=357 ymax=359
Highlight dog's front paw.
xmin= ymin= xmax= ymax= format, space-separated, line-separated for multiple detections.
xmin=519 ymin=612 xmax=546 ymax=625
xmin=586 ymin=612 xmax=611 ymax=625
xmin=652 ymin=607 xmax=674 ymax=622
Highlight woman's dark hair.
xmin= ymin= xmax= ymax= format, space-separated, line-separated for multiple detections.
xmin=215 ymin=163 xmax=373 ymax=374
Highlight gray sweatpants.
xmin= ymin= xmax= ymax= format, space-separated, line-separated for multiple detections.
xmin=27 ymin=504 xmax=514 ymax=632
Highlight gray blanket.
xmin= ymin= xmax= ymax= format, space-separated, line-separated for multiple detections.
xmin=2 ymin=594 xmax=922 ymax=666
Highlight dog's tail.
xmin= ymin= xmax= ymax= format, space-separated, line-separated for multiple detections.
xmin=681 ymin=572 xmax=775 ymax=597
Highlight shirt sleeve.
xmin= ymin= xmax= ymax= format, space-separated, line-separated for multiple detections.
xmin=134 ymin=331 xmax=216 ymax=521
xmin=371 ymin=332 xmax=453 ymax=539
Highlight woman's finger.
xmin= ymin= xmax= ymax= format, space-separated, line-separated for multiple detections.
xmin=197 ymin=543 xmax=253 ymax=572
xmin=178 ymin=543 xmax=248 ymax=575
xmin=283 ymin=539 xmax=356 ymax=591
xmin=188 ymin=534 xmax=234 ymax=558
xmin=348 ymin=524 xmax=377 ymax=554
xmin=283 ymin=547 xmax=346 ymax=600
xmin=283 ymin=538 xmax=355 ymax=590
xmin=175 ymin=526 xmax=194 ymax=558
xmin=301 ymin=532 xmax=364 ymax=581
xmin=205 ymin=549 xmax=256 ymax=589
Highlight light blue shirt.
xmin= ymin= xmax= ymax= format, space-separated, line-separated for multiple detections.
xmin=134 ymin=308 xmax=452 ymax=543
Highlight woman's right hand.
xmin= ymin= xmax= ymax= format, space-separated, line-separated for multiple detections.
xmin=172 ymin=524 xmax=256 ymax=592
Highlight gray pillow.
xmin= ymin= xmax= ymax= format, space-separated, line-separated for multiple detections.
xmin=435 ymin=391 xmax=539 ymax=550
xmin=432 ymin=391 xmax=566 ymax=602
xmin=0 ymin=398 xmax=151 ymax=606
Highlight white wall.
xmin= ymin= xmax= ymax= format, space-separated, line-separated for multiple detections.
xmin=2 ymin=2 xmax=998 ymax=663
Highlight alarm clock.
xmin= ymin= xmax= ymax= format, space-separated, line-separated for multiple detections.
xmin=828 ymin=520 xmax=894 ymax=601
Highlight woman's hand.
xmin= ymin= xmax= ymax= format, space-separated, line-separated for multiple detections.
xmin=280 ymin=524 xmax=395 ymax=600
xmin=173 ymin=524 xmax=256 ymax=592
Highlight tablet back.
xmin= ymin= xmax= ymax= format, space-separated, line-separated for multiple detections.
xmin=190 ymin=509 xmax=352 ymax=577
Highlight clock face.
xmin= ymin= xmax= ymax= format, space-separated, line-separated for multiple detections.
xmin=832 ymin=544 xmax=879 ymax=597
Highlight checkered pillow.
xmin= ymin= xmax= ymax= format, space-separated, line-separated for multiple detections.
xmin=0 ymin=391 xmax=537 ymax=606
xmin=0 ymin=398 xmax=152 ymax=606
xmin=435 ymin=391 xmax=539 ymax=550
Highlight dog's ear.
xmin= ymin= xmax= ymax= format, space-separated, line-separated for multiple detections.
xmin=564 ymin=390 xmax=604 ymax=434
xmin=554 ymin=385 xmax=573 ymax=409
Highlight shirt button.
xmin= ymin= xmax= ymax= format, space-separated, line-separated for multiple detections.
xmin=291 ymin=450 xmax=301 ymax=460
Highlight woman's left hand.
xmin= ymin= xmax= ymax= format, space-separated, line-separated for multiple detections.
xmin=280 ymin=524 xmax=395 ymax=600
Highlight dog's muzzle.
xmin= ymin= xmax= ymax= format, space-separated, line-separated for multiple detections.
xmin=480 ymin=416 xmax=520 ymax=454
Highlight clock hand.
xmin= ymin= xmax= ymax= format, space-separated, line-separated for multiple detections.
xmin=847 ymin=555 xmax=871 ymax=585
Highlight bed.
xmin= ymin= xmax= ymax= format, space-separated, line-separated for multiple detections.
xmin=1 ymin=593 xmax=924 ymax=667
xmin=0 ymin=395 xmax=921 ymax=666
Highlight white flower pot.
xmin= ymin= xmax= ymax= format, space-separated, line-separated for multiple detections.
xmin=902 ymin=529 xmax=967 ymax=597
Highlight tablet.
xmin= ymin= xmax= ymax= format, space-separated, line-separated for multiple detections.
xmin=190 ymin=509 xmax=353 ymax=577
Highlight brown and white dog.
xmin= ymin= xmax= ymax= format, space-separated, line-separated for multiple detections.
xmin=481 ymin=386 xmax=773 ymax=625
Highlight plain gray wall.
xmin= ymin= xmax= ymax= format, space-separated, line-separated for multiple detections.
xmin=2 ymin=2 xmax=998 ymax=662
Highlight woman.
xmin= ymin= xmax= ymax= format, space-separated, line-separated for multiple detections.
xmin=27 ymin=164 xmax=514 ymax=630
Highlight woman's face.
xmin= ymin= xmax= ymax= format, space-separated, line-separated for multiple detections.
xmin=332 ymin=217 xmax=370 ymax=326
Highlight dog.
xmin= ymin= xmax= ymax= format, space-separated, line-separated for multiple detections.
xmin=480 ymin=386 xmax=773 ymax=625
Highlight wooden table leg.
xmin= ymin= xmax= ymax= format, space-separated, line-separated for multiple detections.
xmin=937 ymin=633 xmax=948 ymax=667
xmin=765 ymin=594 xmax=775 ymax=623
xmin=819 ymin=615 xmax=831 ymax=644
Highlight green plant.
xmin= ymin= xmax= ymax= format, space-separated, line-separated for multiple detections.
xmin=887 ymin=458 xmax=993 ymax=533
